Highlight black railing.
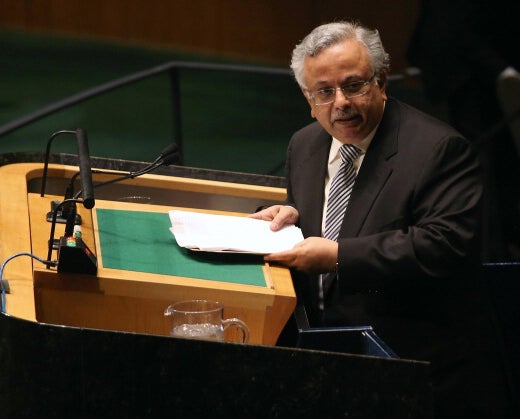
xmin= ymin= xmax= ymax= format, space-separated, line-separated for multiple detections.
xmin=0 ymin=61 xmax=294 ymax=164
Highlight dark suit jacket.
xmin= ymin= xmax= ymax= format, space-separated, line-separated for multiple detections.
xmin=285 ymin=97 xmax=512 ymax=417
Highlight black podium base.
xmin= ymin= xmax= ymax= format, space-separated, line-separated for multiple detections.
xmin=0 ymin=313 xmax=433 ymax=418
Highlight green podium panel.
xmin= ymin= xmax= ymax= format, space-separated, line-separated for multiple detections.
xmin=96 ymin=209 xmax=267 ymax=287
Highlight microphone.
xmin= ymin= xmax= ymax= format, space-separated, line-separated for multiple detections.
xmin=73 ymin=143 xmax=179 ymax=194
xmin=45 ymin=128 xmax=96 ymax=274
xmin=43 ymin=128 xmax=94 ymax=224
xmin=152 ymin=143 xmax=179 ymax=166
xmin=75 ymin=128 xmax=95 ymax=209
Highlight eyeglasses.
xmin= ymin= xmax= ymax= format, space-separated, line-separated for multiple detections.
xmin=307 ymin=74 xmax=376 ymax=105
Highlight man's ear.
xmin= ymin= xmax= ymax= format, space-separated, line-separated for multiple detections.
xmin=377 ymin=71 xmax=388 ymax=88
xmin=376 ymin=71 xmax=389 ymax=101
xmin=302 ymin=88 xmax=316 ymax=118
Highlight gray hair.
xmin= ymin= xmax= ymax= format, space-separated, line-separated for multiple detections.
xmin=290 ymin=21 xmax=391 ymax=88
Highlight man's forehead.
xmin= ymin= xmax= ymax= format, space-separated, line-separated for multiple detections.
xmin=303 ymin=41 xmax=372 ymax=87
xmin=305 ymin=40 xmax=369 ymax=69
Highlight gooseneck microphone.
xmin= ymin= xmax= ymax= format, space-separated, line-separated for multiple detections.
xmin=72 ymin=143 xmax=179 ymax=197
xmin=75 ymin=128 xmax=95 ymax=209
xmin=61 ymin=142 xmax=179 ymax=205
xmin=152 ymin=143 xmax=179 ymax=165
xmin=40 ymin=128 xmax=95 ymax=208
xmin=42 ymin=128 xmax=95 ymax=225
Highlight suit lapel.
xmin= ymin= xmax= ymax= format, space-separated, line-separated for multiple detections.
xmin=302 ymin=130 xmax=331 ymax=237
xmin=341 ymin=100 xmax=399 ymax=237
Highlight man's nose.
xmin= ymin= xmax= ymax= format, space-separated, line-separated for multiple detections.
xmin=334 ymin=88 xmax=352 ymax=105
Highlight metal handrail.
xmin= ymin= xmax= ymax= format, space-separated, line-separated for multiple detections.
xmin=0 ymin=60 xmax=292 ymax=137
xmin=0 ymin=60 xmax=294 ymax=163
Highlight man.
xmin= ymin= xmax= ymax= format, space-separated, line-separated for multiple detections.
xmin=250 ymin=21 xmax=513 ymax=418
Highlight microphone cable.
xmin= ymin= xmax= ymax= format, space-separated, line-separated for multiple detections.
xmin=0 ymin=252 xmax=58 ymax=313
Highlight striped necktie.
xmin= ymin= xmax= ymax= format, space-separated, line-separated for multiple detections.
xmin=324 ymin=144 xmax=361 ymax=241
xmin=319 ymin=144 xmax=361 ymax=309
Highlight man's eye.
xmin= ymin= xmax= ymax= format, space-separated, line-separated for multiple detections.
xmin=343 ymin=82 xmax=363 ymax=93
xmin=317 ymin=89 xmax=335 ymax=97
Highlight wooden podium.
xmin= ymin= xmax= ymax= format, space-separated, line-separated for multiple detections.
xmin=0 ymin=162 xmax=295 ymax=345
xmin=0 ymin=158 xmax=434 ymax=418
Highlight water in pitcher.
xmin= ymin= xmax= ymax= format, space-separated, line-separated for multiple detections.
xmin=172 ymin=322 xmax=224 ymax=341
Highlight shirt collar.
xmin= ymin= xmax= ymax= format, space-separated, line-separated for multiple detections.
xmin=328 ymin=101 xmax=385 ymax=164
xmin=329 ymin=127 xmax=376 ymax=164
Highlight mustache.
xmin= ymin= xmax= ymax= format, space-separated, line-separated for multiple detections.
xmin=331 ymin=109 xmax=358 ymax=122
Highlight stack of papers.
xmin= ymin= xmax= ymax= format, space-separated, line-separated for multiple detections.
xmin=169 ymin=210 xmax=304 ymax=254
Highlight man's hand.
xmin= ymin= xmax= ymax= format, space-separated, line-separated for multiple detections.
xmin=264 ymin=237 xmax=338 ymax=273
xmin=248 ymin=205 xmax=299 ymax=231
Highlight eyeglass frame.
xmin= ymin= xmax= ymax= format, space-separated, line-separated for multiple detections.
xmin=306 ymin=73 xmax=377 ymax=105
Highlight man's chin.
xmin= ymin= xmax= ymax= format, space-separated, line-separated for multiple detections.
xmin=332 ymin=124 xmax=362 ymax=140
